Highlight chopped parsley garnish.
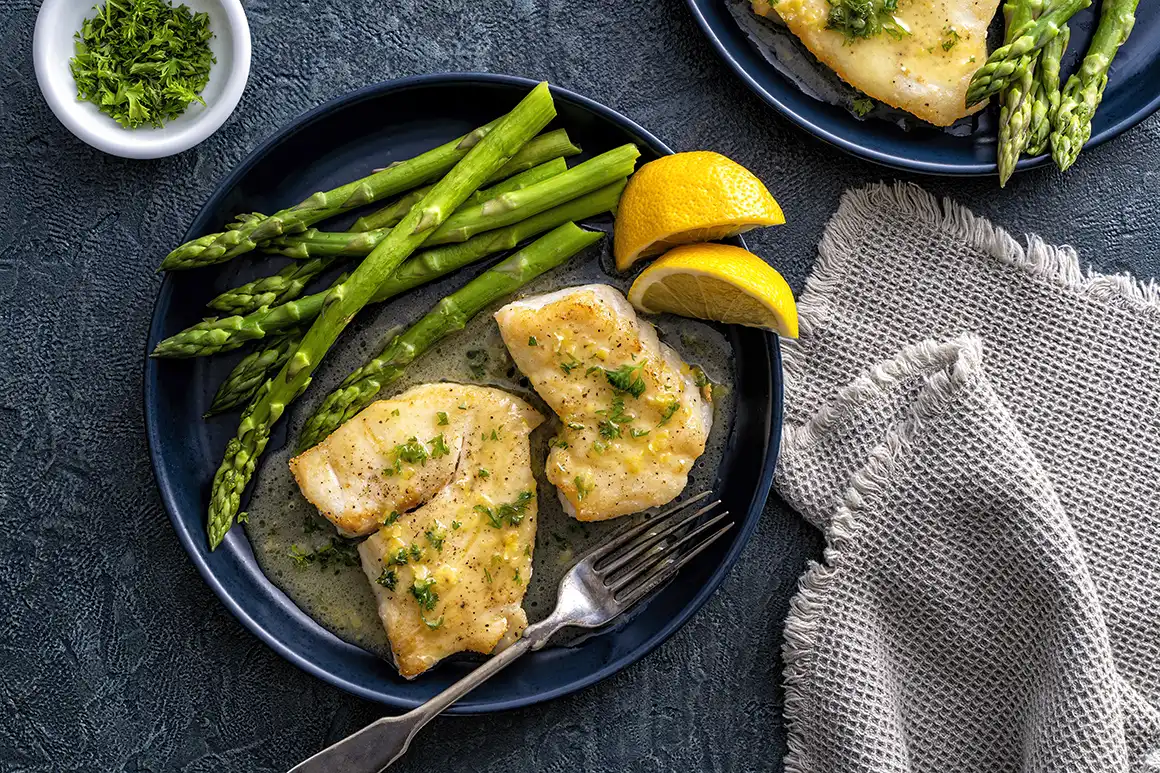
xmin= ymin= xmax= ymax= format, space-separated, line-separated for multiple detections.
xmin=395 ymin=437 xmax=429 ymax=465
xmin=484 ymin=567 xmax=494 ymax=583
xmin=630 ymin=428 xmax=650 ymax=438
xmin=597 ymin=396 xmax=635 ymax=439
xmin=549 ymin=436 xmax=570 ymax=450
xmin=513 ymin=569 xmax=522 ymax=584
xmin=575 ymin=475 xmax=594 ymax=502
xmin=289 ymin=544 xmax=310 ymax=568
xmin=941 ymin=25 xmax=960 ymax=51
xmin=658 ymin=400 xmax=680 ymax=426
xmin=388 ymin=548 xmax=410 ymax=566
xmin=422 ymin=614 xmax=444 ymax=630
xmin=528 ymin=336 xmax=538 ymax=346
xmin=409 ymin=543 xmax=424 ymax=562
xmin=69 ymin=0 xmax=216 ymax=129
xmin=560 ymin=355 xmax=583 ymax=375
xmin=376 ymin=568 xmax=398 ymax=590
xmin=475 ymin=491 xmax=534 ymax=528
xmin=592 ymin=440 xmax=608 ymax=454
xmin=451 ymin=520 xmax=462 ymax=530
xmin=852 ymin=97 xmax=874 ymax=117
xmin=429 ymin=433 xmax=451 ymax=459
xmin=410 ymin=578 xmax=439 ymax=611
xmin=425 ymin=525 xmax=446 ymax=551
xmin=477 ymin=468 xmax=491 ymax=479
xmin=466 ymin=349 xmax=489 ymax=379
xmin=604 ymin=362 xmax=646 ymax=398
xmin=382 ymin=510 xmax=400 ymax=526
xmin=566 ymin=421 xmax=585 ymax=431
xmin=436 ymin=411 xmax=449 ymax=426
xmin=391 ymin=409 xmax=401 ymax=417
xmin=825 ymin=0 xmax=909 ymax=41
xmin=288 ymin=538 xmax=361 ymax=571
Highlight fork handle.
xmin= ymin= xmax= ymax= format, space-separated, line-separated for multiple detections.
xmin=287 ymin=612 xmax=569 ymax=773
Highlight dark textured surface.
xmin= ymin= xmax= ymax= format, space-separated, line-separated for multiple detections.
xmin=1 ymin=0 xmax=1158 ymax=770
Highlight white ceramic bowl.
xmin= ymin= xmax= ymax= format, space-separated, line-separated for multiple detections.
xmin=33 ymin=0 xmax=251 ymax=159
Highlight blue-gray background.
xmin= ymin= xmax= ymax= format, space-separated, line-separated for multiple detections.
xmin=1 ymin=0 xmax=1157 ymax=770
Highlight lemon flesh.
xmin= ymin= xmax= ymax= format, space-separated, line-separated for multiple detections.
xmin=613 ymin=151 xmax=784 ymax=271
xmin=628 ymin=243 xmax=798 ymax=338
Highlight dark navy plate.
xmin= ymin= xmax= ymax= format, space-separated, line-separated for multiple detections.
xmin=687 ymin=0 xmax=1160 ymax=175
xmin=144 ymin=73 xmax=783 ymax=713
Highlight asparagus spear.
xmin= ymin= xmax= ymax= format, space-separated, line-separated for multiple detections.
xmin=466 ymin=157 xmax=569 ymax=204
xmin=997 ymin=0 xmax=1043 ymax=186
xmin=296 ymin=223 xmax=601 ymax=451
xmin=350 ymin=148 xmax=575 ymax=232
xmin=150 ymin=181 xmax=627 ymax=358
xmin=429 ymin=144 xmax=638 ymax=244
xmin=264 ymin=146 xmax=635 ymax=259
xmin=1024 ymin=23 xmax=1070 ymax=157
xmin=161 ymin=125 xmax=574 ymax=272
xmin=965 ymin=0 xmax=1090 ymax=106
xmin=276 ymin=158 xmax=569 ymax=259
xmin=1051 ymin=0 xmax=1140 ymax=171
xmin=266 ymin=230 xmax=383 ymax=260
xmin=207 ymin=257 xmax=339 ymax=315
xmin=206 ymin=83 xmax=556 ymax=548
xmin=160 ymin=123 xmax=499 ymax=271
xmin=206 ymin=330 xmax=304 ymax=415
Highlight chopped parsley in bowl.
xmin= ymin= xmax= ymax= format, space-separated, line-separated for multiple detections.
xmin=34 ymin=0 xmax=250 ymax=158
xmin=70 ymin=0 xmax=217 ymax=129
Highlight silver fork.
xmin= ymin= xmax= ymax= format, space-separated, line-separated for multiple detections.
xmin=288 ymin=491 xmax=732 ymax=773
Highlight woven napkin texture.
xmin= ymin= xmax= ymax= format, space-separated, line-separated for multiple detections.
xmin=776 ymin=183 xmax=1160 ymax=773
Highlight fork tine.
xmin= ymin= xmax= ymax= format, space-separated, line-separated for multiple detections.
xmin=597 ymin=500 xmax=722 ymax=577
xmin=615 ymin=521 xmax=735 ymax=609
xmin=609 ymin=510 xmax=731 ymax=594
xmin=582 ymin=490 xmax=713 ymax=564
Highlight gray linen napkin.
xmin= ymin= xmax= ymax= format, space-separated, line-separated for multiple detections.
xmin=776 ymin=183 xmax=1160 ymax=773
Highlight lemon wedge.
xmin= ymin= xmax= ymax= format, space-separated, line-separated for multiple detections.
xmin=613 ymin=151 xmax=785 ymax=271
xmin=627 ymin=243 xmax=798 ymax=337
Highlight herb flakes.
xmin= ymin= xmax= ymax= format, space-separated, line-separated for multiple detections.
xmin=410 ymin=577 xmax=439 ymax=611
xmin=604 ymin=361 xmax=647 ymax=398
xmin=475 ymin=491 xmax=534 ymax=528
xmin=376 ymin=568 xmax=398 ymax=590
xmin=288 ymin=538 xmax=361 ymax=571
xmin=825 ymin=0 xmax=909 ymax=41
xmin=70 ymin=0 xmax=216 ymax=129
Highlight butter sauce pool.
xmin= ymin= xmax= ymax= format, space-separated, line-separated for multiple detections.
xmin=243 ymin=234 xmax=737 ymax=663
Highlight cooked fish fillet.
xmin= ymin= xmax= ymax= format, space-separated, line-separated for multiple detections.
xmin=290 ymin=383 xmax=472 ymax=537
xmin=753 ymin=0 xmax=998 ymax=126
xmin=494 ymin=285 xmax=712 ymax=522
xmin=292 ymin=383 xmax=544 ymax=678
